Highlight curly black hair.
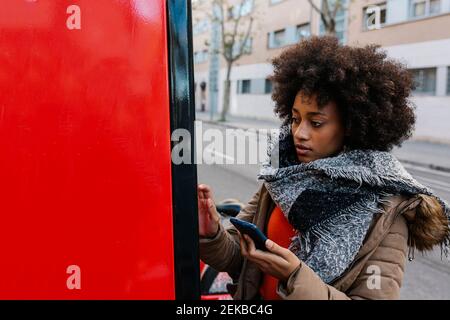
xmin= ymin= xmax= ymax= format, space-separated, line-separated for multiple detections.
xmin=270 ymin=36 xmax=416 ymax=152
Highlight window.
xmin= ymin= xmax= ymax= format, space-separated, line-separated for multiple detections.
xmin=265 ymin=79 xmax=273 ymax=94
xmin=430 ymin=0 xmax=441 ymax=14
xmin=410 ymin=68 xmax=437 ymax=95
xmin=270 ymin=0 xmax=284 ymax=4
xmin=273 ymin=29 xmax=285 ymax=47
xmin=447 ymin=67 xmax=450 ymax=95
xmin=233 ymin=38 xmax=252 ymax=57
xmin=319 ymin=0 xmax=347 ymax=43
xmin=194 ymin=50 xmax=208 ymax=64
xmin=230 ymin=0 xmax=253 ymax=19
xmin=268 ymin=29 xmax=286 ymax=48
xmin=410 ymin=0 xmax=440 ymax=18
xmin=245 ymin=38 xmax=253 ymax=54
xmin=334 ymin=19 xmax=346 ymax=43
xmin=363 ymin=3 xmax=386 ymax=30
xmin=241 ymin=80 xmax=251 ymax=94
xmin=411 ymin=0 xmax=426 ymax=16
xmin=237 ymin=80 xmax=252 ymax=94
xmin=268 ymin=25 xmax=309 ymax=48
xmin=296 ymin=24 xmax=310 ymax=41
xmin=240 ymin=0 xmax=253 ymax=16
xmin=237 ymin=78 xmax=273 ymax=94
xmin=193 ymin=19 xmax=209 ymax=35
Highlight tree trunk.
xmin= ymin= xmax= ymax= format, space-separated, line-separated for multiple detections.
xmin=326 ymin=18 xmax=336 ymax=34
xmin=220 ymin=63 xmax=232 ymax=122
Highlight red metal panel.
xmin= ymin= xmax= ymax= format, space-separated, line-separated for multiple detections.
xmin=0 ymin=0 xmax=174 ymax=299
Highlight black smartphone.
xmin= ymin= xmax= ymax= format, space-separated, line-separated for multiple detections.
xmin=229 ymin=217 xmax=268 ymax=251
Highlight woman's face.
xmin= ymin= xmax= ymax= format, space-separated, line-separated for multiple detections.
xmin=291 ymin=91 xmax=346 ymax=163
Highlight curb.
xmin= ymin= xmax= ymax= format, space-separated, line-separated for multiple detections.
xmin=197 ymin=119 xmax=280 ymax=131
xmin=197 ymin=118 xmax=450 ymax=173
xmin=396 ymin=159 xmax=450 ymax=174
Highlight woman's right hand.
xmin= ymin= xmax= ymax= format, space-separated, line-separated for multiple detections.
xmin=198 ymin=184 xmax=221 ymax=238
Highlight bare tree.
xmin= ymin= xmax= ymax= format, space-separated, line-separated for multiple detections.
xmin=308 ymin=0 xmax=347 ymax=34
xmin=202 ymin=0 xmax=256 ymax=122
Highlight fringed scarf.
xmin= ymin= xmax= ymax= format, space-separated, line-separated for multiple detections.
xmin=258 ymin=124 xmax=450 ymax=283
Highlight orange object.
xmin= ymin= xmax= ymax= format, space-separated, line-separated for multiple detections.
xmin=259 ymin=206 xmax=296 ymax=300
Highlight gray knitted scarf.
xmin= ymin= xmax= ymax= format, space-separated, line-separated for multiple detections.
xmin=258 ymin=124 xmax=450 ymax=284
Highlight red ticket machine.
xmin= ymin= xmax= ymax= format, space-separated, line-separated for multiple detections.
xmin=0 ymin=0 xmax=199 ymax=299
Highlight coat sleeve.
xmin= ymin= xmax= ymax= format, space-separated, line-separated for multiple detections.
xmin=277 ymin=214 xmax=409 ymax=300
xmin=199 ymin=184 xmax=262 ymax=277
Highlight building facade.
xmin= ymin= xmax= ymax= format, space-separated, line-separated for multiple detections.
xmin=193 ymin=0 xmax=450 ymax=142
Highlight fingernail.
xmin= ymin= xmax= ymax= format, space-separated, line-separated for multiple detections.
xmin=266 ymin=239 xmax=273 ymax=247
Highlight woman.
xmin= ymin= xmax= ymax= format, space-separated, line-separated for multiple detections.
xmin=198 ymin=36 xmax=450 ymax=300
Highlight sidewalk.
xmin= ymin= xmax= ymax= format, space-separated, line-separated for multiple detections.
xmin=195 ymin=111 xmax=450 ymax=172
xmin=196 ymin=111 xmax=283 ymax=130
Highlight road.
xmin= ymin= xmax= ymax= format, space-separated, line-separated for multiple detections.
xmin=197 ymin=122 xmax=450 ymax=300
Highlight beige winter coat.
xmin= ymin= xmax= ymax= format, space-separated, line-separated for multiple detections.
xmin=199 ymin=183 xmax=449 ymax=300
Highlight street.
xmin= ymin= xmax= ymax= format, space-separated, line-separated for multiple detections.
xmin=197 ymin=122 xmax=450 ymax=300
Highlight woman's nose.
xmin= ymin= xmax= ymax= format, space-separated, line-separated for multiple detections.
xmin=293 ymin=123 xmax=311 ymax=141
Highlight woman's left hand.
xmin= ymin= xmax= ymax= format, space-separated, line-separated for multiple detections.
xmin=239 ymin=234 xmax=301 ymax=283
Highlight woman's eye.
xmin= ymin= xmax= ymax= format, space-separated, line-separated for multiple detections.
xmin=292 ymin=118 xmax=301 ymax=124
xmin=311 ymin=121 xmax=322 ymax=127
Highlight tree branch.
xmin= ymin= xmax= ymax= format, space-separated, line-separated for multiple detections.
xmin=309 ymin=0 xmax=330 ymax=31
xmin=234 ymin=17 xmax=253 ymax=61
xmin=227 ymin=0 xmax=246 ymax=61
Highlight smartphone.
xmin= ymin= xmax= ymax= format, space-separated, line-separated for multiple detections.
xmin=229 ymin=217 xmax=268 ymax=251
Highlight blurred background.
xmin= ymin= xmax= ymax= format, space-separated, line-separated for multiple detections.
xmin=192 ymin=0 xmax=450 ymax=299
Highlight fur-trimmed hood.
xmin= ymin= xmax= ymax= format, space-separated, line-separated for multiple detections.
xmin=403 ymin=194 xmax=450 ymax=254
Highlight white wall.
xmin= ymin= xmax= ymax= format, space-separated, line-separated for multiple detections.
xmin=385 ymin=38 xmax=450 ymax=70
xmin=386 ymin=0 xmax=409 ymax=24
xmin=443 ymin=0 xmax=450 ymax=13
xmin=437 ymin=66 xmax=448 ymax=96
xmin=233 ymin=94 xmax=276 ymax=119
xmin=217 ymin=63 xmax=274 ymax=119
xmin=412 ymin=96 xmax=450 ymax=142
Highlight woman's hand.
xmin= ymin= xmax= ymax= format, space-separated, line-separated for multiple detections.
xmin=198 ymin=184 xmax=221 ymax=238
xmin=239 ymin=234 xmax=301 ymax=283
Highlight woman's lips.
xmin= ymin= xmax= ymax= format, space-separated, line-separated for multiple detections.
xmin=296 ymin=145 xmax=312 ymax=156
